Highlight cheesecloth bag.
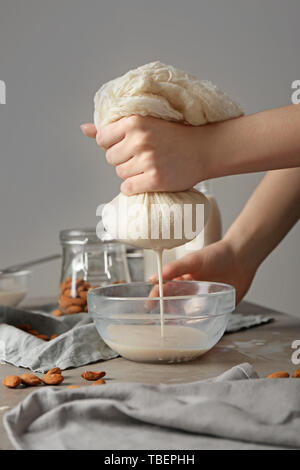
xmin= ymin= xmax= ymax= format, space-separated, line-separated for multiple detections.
xmin=94 ymin=61 xmax=243 ymax=249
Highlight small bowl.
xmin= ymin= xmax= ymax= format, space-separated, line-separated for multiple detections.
xmin=88 ymin=281 xmax=235 ymax=364
xmin=0 ymin=270 xmax=31 ymax=307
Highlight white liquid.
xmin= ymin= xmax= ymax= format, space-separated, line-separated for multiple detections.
xmin=0 ymin=288 xmax=28 ymax=307
xmin=144 ymin=248 xmax=176 ymax=281
xmin=105 ymin=324 xmax=208 ymax=363
xmin=155 ymin=249 xmax=164 ymax=337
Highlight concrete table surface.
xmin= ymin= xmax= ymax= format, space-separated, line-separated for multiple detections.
xmin=1 ymin=299 xmax=300 ymax=449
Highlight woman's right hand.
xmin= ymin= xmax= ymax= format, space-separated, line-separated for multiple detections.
xmin=149 ymin=239 xmax=257 ymax=305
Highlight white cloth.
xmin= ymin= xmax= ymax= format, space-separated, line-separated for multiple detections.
xmin=94 ymin=61 xmax=243 ymax=129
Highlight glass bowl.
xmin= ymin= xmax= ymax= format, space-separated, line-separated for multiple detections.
xmin=0 ymin=270 xmax=31 ymax=307
xmin=88 ymin=281 xmax=235 ymax=364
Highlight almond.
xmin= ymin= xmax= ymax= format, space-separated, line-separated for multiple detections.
xmin=68 ymin=385 xmax=80 ymax=389
xmin=42 ymin=373 xmax=64 ymax=385
xmin=20 ymin=374 xmax=42 ymax=386
xmin=52 ymin=309 xmax=62 ymax=317
xmin=63 ymin=288 xmax=75 ymax=298
xmin=92 ymin=379 xmax=106 ymax=386
xmin=37 ymin=334 xmax=49 ymax=341
xmin=267 ymin=371 xmax=290 ymax=379
xmin=27 ymin=329 xmax=39 ymax=336
xmin=46 ymin=367 xmax=61 ymax=375
xmin=16 ymin=323 xmax=31 ymax=332
xmin=81 ymin=371 xmax=106 ymax=381
xmin=79 ymin=290 xmax=87 ymax=301
xmin=61 ymin=295 xmax=85 ymax=307
xmin=58 ymin=296 xmax=69 ymax=309
xmin=66 ymin=305 xmax=82 ymax=314
xmin=81 ymin=281 xmax=91 ymax=288
xmin=77 ymin=285 xmax=87 ymax=293
xmin=292 ymin=369 xmax=300 ymax=378
xmin=58 ymin=279 xmax=92 ymax=315
xmin=2 ymin=375 xmax=22 ymax=388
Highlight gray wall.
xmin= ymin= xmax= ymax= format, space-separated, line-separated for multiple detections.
xmin=0 ymin=0 xmax=299 ymax=315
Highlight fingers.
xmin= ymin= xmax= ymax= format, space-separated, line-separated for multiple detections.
xmin=163 ymin=257 xmax=195 ymax=280
xmin=115 ymin=156 xmax=145 ymax=179
xmin=145 ymin=281 xmax=176 ymax=311
xmin=121 ymin=173 xmax=155 ymax=195
xmin=106 ymin=138 xmax=132 ymax=166
xmin=173 ymin=274 xmax=193 ymax=281
xmin=149 ymin=254 xmax=198 ymax=282
xmin=80 ymin=123 xmax=97 ymax=138
xmin=96 ymin=120 xmax=126 ymax=150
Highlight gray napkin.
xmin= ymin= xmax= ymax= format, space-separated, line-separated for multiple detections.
xmin=4 ymin=363 xmax=300 ymax=450
xmin=0 ymin=305 xmax=117 ymax=372
xmin=0 ymin=304 xmax=273 ymax=373
xmin=226 ymin=312 xmax=273 ymax=333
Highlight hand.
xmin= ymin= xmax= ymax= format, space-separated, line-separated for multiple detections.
xmin=81 ymin=116 xmax=207 ymax=195
xmin=82 ymin=106 xmax=300 ymax=195
xmin=149 ymin=239 xmax=258 ymax=305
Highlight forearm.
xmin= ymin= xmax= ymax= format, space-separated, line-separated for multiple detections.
xmin=224 ymin=168 xmax=300 ymax=271
xmin=201 ymin=105 xmax=300 ymax=179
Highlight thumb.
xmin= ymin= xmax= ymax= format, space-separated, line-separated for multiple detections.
xmin=80 ymin=123 xmax=97 ymax=138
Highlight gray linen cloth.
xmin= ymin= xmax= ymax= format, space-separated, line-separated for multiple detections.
xmin=0 ymin=305 xmax=117 ymax=372
xmin=226 ymin=312 xmax=272 ymax=333
xmin=0 ymin=304 xmax=272 ymax=372
xmin=4 ymin=363 xmax=300 ymax=450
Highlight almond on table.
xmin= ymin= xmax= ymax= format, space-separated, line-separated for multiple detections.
xmin=42 ymin=373 xmax=64 ymax=385
xmin=2 ymin=375 xmax=22 ymax=388
xmin=92 ymin=379 xmax=106 ymax=386
xmin=20 ymin=374 xmax=43 ymax=386
xmin=267 ymin=371 xmax=290 ymax=378
xmin=81 ymin=371 xmax=106 ymax=381
xmin=46 ymin=367 xmax=61 ymax=375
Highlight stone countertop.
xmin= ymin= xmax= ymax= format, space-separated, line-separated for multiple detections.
xmin=1 ymin=300 xmax=299 ymax=449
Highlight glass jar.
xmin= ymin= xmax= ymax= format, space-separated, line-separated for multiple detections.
xmin=175 ymin=180 xmax=222 ymax=258
xmin=58 ymin=228 xmax=131 ymax=314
